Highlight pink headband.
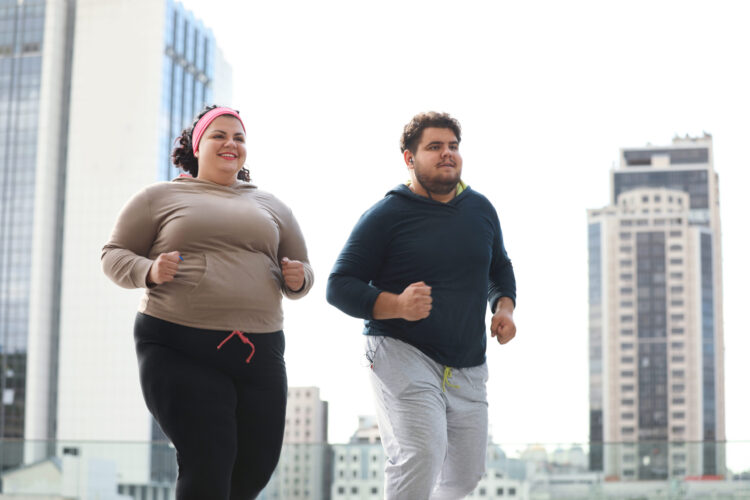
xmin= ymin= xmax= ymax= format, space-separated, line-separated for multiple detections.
xmin=192 ymin=107 xmax=246 ymax=155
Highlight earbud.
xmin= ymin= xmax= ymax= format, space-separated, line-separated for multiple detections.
xmin=409 ymin=158 xmax=414 ymax=164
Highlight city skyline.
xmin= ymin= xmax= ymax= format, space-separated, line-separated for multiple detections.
xmin=177 ymin=0 xmax=750 ymax=468
xmin=1 ymin=0 xmax=748 ymax=481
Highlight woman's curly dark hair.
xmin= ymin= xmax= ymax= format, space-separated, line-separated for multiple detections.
xmin=171 ymin=104 xmax=250 ymax=182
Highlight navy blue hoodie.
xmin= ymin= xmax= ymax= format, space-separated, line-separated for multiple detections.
xmin=326 ymin=184 xmax=516 ymax=367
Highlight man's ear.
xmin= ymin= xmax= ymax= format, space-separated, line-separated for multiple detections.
xmin=404 ymin=150 xmax=414 ymax=168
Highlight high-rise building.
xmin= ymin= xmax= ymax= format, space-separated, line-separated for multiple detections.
xmin=260 ymin=387 xmax=332 ymax=500
xmin=1 ymin=0 xmax=76 ymax=470
xmin=0 ymin=0 xmax=231 ymax=478
xmin=587 ymin=134 xmax=725 ymax=480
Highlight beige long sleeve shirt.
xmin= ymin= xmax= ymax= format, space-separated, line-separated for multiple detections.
xmin=102 ymin=177 xmax=313 ymax=333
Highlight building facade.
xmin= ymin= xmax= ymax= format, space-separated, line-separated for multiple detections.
xmin=0 ymin=0 xmax=230 ymax=478
xmin=260 ymin=387 xmax=332 ymax=500
xmin=1 ymin=0 xmax=76 ymax=470
xmin=588 ymin=135 xmax=726 ymax=480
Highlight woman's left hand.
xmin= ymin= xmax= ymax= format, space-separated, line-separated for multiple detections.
xmin=281 ymin=257 xmax=305 ymax=292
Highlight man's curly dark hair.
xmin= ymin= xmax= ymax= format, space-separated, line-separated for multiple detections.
xmin=399 ymin=111 xmax=462 ymax=154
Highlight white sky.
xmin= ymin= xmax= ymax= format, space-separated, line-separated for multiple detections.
xmin=181 ymin=0 xmax=750 ymax=467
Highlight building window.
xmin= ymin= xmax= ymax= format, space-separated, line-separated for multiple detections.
xmin=671 ymin=328 xmax=685 ymax=335
xmin=672 ymin=426 xmax=685 ymax=434
xmin=672 ymin=369 xmax=685 ymax=378
xmin=620 ymin=315 xmax=634 ymax=323
xmin=672 ymin=384 xmax=685 ymax=392
xmin=371 ymin=487 xmax=378 ymax=494
xmin=620 ymin=287 xmax=633 ymax=294
xmin=671 ymin=342 xmax=684 ymax=349
xmin=621 ymin=412 xmax=634 ymax=420
xmin=670 ymin=286 xmax=684 ymax=293
xmin=672 ymin=355 xmax=685 ymax=363
xmin=670 ymin=231 xmax=682 ymax=237
xmin=509 ymin=488 xmax=516 ymax=496
xmin=620 ymin=300 xmax=634 ymax=307
xmin=620 ymin=273 xmax=633 ymax=280
xmin=621 ymin=343 xmax=634 ymax=350
xmin=620 ymin=259 xmax=633 ymax=267
xmin=621 ymin=370 xmax=634 ymax=377
xmin=671 ymin=314 xmax=684 ymax=321
xmin=620 ymin=232 xmax=632 ymax=239
xmin=672 ymin=397 xmax=685 ymax=405
xmin=621 ymin=356 xmax=634 ymax=363
xmin=479 ymin=488 xmax=486 ymax=495
xmin=670 ymin=299 xmax=684 ymax=307
xmin=496 ymin=488 xmax=504 ymax=496
xmin=621 ymin=384 xmax=634 ymax=392
xmin=670 ymin=272 xmax=683 ymax=279
xmin=673 ymin=412 xmax=685 ymax=419
xmin=622 ymin=399 xmax=634 ymax=406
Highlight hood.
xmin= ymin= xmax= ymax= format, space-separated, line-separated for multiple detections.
xmin=386 ymin=182 xmax=471 ymax=207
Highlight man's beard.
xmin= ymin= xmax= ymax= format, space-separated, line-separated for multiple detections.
xmin=414 ymin=168 xmax=460 ymax=196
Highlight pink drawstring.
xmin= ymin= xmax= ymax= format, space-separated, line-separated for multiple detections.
xmin=217 ymin=330 xmax=256 ymax=364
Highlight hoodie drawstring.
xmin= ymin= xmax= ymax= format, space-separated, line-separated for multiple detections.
xmin=217 ymin=330 xmax=256 ymax=364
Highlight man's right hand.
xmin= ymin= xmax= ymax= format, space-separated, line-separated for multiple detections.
xmin=147 ymin=251 xmax=181 ymax=285
xmin=372 ymin=281 xmax=433 ymax=321
xmin=396 ymin=281 xmax=432 ymax=321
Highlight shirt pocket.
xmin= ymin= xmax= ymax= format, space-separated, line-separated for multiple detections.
xmin=187 ymin=251 xmax=280 ymax=312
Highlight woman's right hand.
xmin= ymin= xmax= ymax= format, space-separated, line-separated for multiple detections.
xmin=147 ymin=251 xmax=182 ymax=285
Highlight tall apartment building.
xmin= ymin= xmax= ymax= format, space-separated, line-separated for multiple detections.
xmin=260 ymin=387 xmax=332 ymax=500
xmin=587 ymin=134 xmax=725 ymax=480
xmin=0 ymin=0 xmax=230 ymax=477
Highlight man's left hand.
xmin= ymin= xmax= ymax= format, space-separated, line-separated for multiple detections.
xmin=490 ymin=298 xmax=516 ymax=345
xmin=281 ymin=257 xmax=305 ymax=292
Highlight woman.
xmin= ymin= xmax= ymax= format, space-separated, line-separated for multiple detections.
xmin=102 ymin=105 xmax=313 ymax=499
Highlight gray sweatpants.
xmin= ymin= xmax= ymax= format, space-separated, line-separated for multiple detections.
xmin=366 ymin=336 xmax=489 ymax=500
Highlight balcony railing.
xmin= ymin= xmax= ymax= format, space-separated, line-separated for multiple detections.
xmin=0 ymin=440 xmax=748 ymax=499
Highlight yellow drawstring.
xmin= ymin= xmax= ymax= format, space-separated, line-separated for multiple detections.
xmin=442 ymin=367 xmax=460 ymax=392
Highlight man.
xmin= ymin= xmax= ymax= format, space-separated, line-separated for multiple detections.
xmin=326 ymin=112 xmax=517 ymax=499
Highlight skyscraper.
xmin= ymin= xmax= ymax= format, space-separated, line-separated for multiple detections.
xmin=1 ymin=0 xmax=76 ymax=469
xmin=587 ymin=134 xmax=725 ymax=480
xmin=0 ymin=0 xmax=231 ymax=477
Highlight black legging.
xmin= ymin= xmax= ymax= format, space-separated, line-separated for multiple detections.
xmin=134 ymin=313 xmax=287 ymax=500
